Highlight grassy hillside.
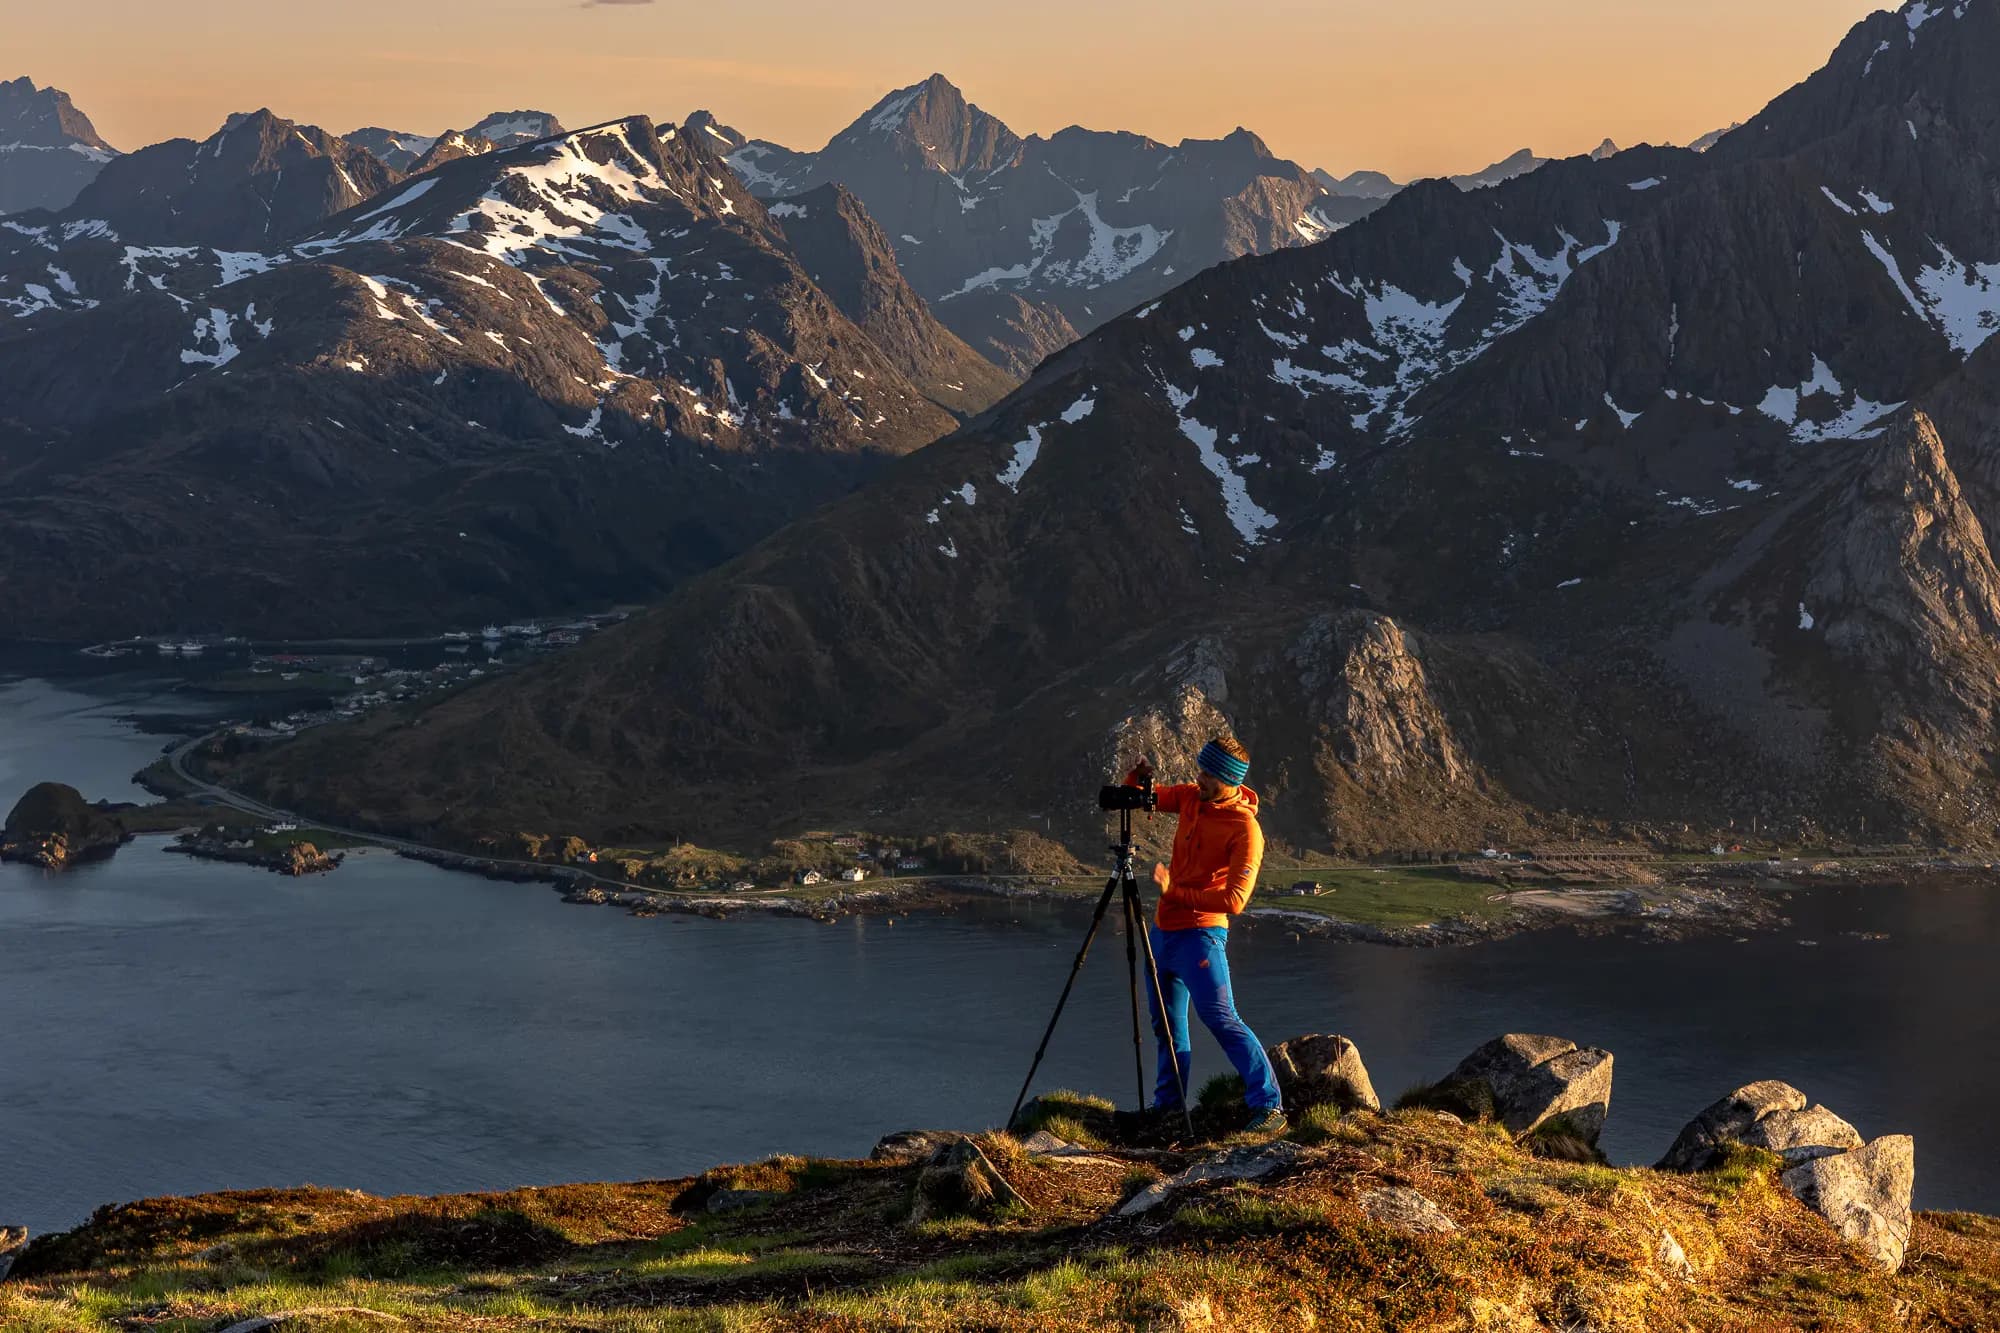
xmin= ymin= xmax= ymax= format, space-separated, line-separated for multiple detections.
xmin=4 ymin=1103 xmax=1996 ymax=1331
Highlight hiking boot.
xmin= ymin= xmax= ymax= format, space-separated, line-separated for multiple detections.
xmin=1245 ymin=1108 xmax=1288 ymax=1135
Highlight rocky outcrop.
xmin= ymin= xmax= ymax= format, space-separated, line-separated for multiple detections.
xmin=1117 ymin=1140 xmax=1304 ymax=1217
xmin=1289 ymin=612 xmax=1470 ymax=790
xmin=1428 ymin=1034 xmax=1614 ymax=1145
xmin=1782 ymin=1135 xmax=1916 ymax=1272
xmin=1360 ymin=1186 xmax=1457 ymax=1235
xmin=1 ymin=783 xmax=129 ymax=870
xmin=1661 ymin=1081 xmax=1915 ymax=1271
xmin=1264 ymin=1034 xmax=1381 ymax=1113
xmin=872 ymin=1130 xmax=968 ymax=1163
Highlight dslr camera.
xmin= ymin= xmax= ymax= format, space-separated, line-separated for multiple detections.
xmin=1098 ymin=771 xmax=1156 ymax=813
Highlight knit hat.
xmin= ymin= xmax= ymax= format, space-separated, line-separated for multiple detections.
xmin=1197 ymin=741 xmax=1250 ymax=786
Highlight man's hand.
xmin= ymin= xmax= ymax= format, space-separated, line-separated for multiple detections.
xmin=1132 ymin=758 xmax=1155 ymax=785
xmin=1152 ymin=862 xmax=1171 ymax=892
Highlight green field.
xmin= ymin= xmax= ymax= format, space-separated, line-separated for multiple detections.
xmin=1244 ymin=867 xmax=1520 ymax=927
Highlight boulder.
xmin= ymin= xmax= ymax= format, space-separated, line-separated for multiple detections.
xmin=1657 ymin=1081 xmax=1807 ymax=1171
xmin=1745 ymin=1105 xmax=1865 ymax=1166
xmin=1781 ymin=1135 xmax=1916 ymax=1271
xmin=1 ymin=782 xmax=129 ymax=870
xmin=909 ymin=1139 xmax=1028 ymax=1222
xmin=871 ymin=1129 xmax=967 ymax=1163
xmin=1 ymin=1225 xmax=28 ymax=1280
xmin=1360 ymin=1186 xmax=1456 ymax=1235
xmin=1118 ymin=1140 xmax=1304 ymax=1217
xmin=1438 ymin=1034 xmax=1614 ymax=1143
xmin=1264 ymin=1034 xmax=1381 ymax=1112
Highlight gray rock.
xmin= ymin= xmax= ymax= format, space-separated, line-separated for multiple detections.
xmin=871 ymin=1129 xmax=967 ymax=1162
xmin=1360 ymin=1186 xmax=1457 ymax=1235
xmin=1744 ymin=1105 xmax=1865 ymax=1166
xmin=1657 ymin=1081 xmax=1808 ymax=1172
xmin=1441 ymin=1034 xmax=1614 ymax=1143
xmin=1264 ymin=1034 xmax=1381 ymax=1113
xmin=910 ymin=1139 xmax=1029 ymax=1222
xmin=1118 ymin=1140 xmax=1305 ymax=1217
xmin=1781 ymin=1135 xmax=1916 ymax=1272
xmin=0 ymin=1224 xmax=28 ymax=1280
xmin=1657 ymin=1229 xmax=1693 ymax=1283
xmin=1018 ymin=1130 xmax=1071 ymax=1154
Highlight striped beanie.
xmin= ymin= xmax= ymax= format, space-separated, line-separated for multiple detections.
xmin=1198 ymin=741 xmax=1250 ymax=787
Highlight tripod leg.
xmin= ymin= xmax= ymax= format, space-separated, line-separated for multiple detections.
xmin=1132 ymin=881 xmax=1197 ymax=1140
xmin=1007 ymin=875 xmax=1122 ymax=1132
xmin=1122 ymin=881 xmax=1145 ymax=1110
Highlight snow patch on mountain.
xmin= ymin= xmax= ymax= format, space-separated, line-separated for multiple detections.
xmin=1162 ymin=382 xmax=1279 ymax=546
xmin=1914 ymin=241 xmax=2000 ymax=354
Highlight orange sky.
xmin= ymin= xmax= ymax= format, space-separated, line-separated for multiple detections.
xmin=12 ymin=0 xmax=1888 ymax=180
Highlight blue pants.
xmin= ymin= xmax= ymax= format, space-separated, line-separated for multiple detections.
xmin=1147 ymin=925 xmax=1283 ymax=1111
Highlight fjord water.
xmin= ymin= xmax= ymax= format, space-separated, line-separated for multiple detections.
xmin=4 ymin=671 xmax=1998 ymax=1235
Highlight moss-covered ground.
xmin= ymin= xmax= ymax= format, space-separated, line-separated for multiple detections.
xmin=6 ymin=1104 xmax=1994 ymax=1331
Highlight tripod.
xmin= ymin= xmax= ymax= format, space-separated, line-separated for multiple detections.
xmin=1008 ymin=799 xmax=1196 ymax=1139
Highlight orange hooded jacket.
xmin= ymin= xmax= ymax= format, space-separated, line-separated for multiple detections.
xmin=1130 ymin=771 xmax=1265 ymax=931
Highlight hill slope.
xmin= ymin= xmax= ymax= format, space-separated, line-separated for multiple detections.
xmin=2 ymin=1102 xmax=1993 ymax=1330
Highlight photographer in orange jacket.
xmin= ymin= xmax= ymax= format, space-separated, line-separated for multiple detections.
xmin=1128 ymin=737 xmax=1285 ymax=1132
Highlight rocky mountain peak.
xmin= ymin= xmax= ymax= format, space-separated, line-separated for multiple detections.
xmin=0 ymin=75 xmax=112 ymax=151
xmin=1314 ymin=168 xmax=1403 ymax=199
xmin=843 ymin=74 xmax=1020 ymax=174
xmin=684 ymin=110 xmax=747 ymax=153
xmin=62 ymin=109 xmax=398 ymax=247
xmin=347 ymin=126 xmax=440 ymax=171
xmin=1713 ymin=0 xmax=2000 ymax=165
xmin=467 ymin=110 xmax=566 ymax=148
xmin=408 ymin=130 xmax=494 ymax=173
xmin=0 ymin=75 xmax=117 ymax=213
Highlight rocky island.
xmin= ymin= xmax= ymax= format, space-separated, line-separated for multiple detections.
xmin=0 ymin=783 xmax=131 ymax=870
xmin=2 ymin=1031 xmax=1988 ymax=1330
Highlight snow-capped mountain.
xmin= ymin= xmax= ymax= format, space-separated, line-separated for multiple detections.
xmin=0 ymin=115 xmax=1012 ymax=637
xmin=346 ymin=127 xmax=438 ymax=172
xmin=706 ymin=75 xmax=1356 ymax=375
xmin=0 ymin=76 xmax=117 ymax=215
xmin=27 ymin=110 xmax=402 ymax=250
xmin=347 ymin=112 xmax=566 ymax=174
xmin=273 ymin=0 xmax=2000 ymax=856
xmin=467 ymin=111 xmax=565 ymax=149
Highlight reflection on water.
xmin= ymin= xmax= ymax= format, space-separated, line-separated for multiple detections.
xmin=3 ymin=672 xmax=1997 ymax=1234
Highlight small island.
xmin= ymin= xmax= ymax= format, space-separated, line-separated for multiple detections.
xmin=0 ymin=783 xmax=131 ymax=870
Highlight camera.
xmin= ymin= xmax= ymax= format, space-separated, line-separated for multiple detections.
xmin=1098 ymin=777 xmax=1156 ymax=813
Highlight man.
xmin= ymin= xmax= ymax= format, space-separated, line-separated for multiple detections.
xmin=1128 ymin=737 xmax=1285 ymax=1133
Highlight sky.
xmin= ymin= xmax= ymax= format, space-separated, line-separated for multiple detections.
xmin=14 ymin=0 xmax=1890 ymax=180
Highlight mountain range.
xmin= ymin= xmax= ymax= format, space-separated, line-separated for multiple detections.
xmin=0 ymin=108 xmax=1010 ymax=637
xmin=238 ymin=0 xmax=2000 ymax=857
